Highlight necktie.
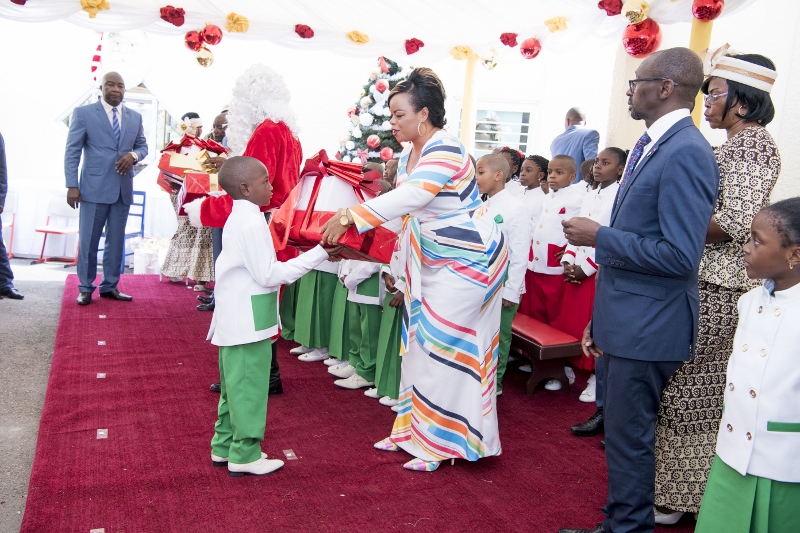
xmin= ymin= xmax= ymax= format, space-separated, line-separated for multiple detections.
xmin=619 ymin=132 xmax=651 ymax=191
xmin=112 ymin=107 xmax=121 ymax=143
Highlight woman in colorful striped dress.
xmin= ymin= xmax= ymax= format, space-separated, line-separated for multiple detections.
xmin=322 ymin=68 xmax=508 ymax=472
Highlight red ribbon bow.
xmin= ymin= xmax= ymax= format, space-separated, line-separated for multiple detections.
xmin=500 ymin=33 xmax=518 ymax=47
xmin=160 ymin=5 xmax=185 ymax=26
xmin=356 ymin=148 xmax=369 ymax=164
xmin=301 ymin=150 xmax=382 ymax=195
xmin=295 ymin=24 xmax=314 ymax=39
xmin=405 ymin=38 xmax=424 ymax=55
xmin=597 ymin=0 xmax=623 ymax=16
xmin=10 ymin=0 xmax=27 ymax=5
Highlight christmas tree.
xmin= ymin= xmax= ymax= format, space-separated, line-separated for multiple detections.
xmin=337 ymin=56 xmax=407 ymax=165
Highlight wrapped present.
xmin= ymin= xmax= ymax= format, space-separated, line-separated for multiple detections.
xmin=270 ymin=150 xmax=396 ymax=263
xmin=176 ymin=173 xmax=220 ymax=216
xmin=157 ymin=135 xmax=229 ymax=193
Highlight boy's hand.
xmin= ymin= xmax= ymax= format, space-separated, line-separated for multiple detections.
xmin=571 ymin=266 xmax=588 ymax=282
xmin=502 ymin=298 xmax=515 ymax=308
xmin=383 ymin=273 xmax=396 ymax=292
xmin=389 ymin=290 xmax=404 ymax=308
xmin=324 ymin=245 xmax=343 ymax=258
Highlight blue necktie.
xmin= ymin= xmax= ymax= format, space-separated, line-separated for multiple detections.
xmin=619 ymin=132 xmax=651 ymax=191
xmin=112 ymin=107 xmax=120 ymax=143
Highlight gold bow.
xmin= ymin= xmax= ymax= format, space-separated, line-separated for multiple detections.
xmin=347 ymin=31 xmax=369 ymax=44
xmin=545 ymin=16 xmax=567 ymax=32
xmin=450 ymin=45 xmax=475 ymax=60
xmin=81 ymin=0 xmax=110 ymax=18
xmin=226 ymin=12 xmax=249 ymax=33
xmin=704 ymin=43 xmax=731 ymax=76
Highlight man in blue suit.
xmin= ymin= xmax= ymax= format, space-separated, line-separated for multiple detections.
xmin=0 ymin=131 xmax=23 ymax=300
xmin=559 ymin=48 xmax=719 ymax=533
xmin=65 ymin=71 xmax=148 ymax=306
xmin=550 ymin=107 xmax=599 ymax=184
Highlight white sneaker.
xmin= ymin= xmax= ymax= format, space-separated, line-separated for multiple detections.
xmin=364 ymin=387 xmax=380 ymax=398
xmin=565 ymin=366 xmax=576 ymax=385
xmin=299 ymin=349 xmax=329 ymax=362
xmin=654 ymin=507 xmax=685 ymax=525
xmin=289 ymin=345 xmax=312 ymax=355
xmin=227 ymin=457 xmax=285 ymax=477
xmin=211 ymin=451 xmax=267 ymax=466
xmin=508 ymin=355 xmax=517 ymax=362
xmin=334 ymin=373 xmax=374 ymax=389
xmin=323 ymin=357 xmax=341 ymax=367
xmin=328 ymin=363 xmax=355 ymax=379
xmin=379 ymin=396 xmax=398 ymax=407
xmin=391 ymin=405 xmax=399 ymax=412
xmin=580 ymin=374 xmax=597 ymax=403
xmin=544 ymin=379 xmax=563 ymax=391
xmin=519 ymin=364 xmax=532 ymax=373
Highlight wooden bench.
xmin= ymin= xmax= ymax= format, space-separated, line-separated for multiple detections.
xmin=510 ymin=314 xmax=583 ymax=395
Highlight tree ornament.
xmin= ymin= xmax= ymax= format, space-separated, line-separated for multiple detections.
xmin=500 ymin=33 xmax=518 ymax=47
xmin=346 ymin=106 xmax=358 ymax=117
xmin=352 ymin=128 xmax=362 ymax=139
xmin=196 ymin=46 xmax=213 ymax=67
xmin=367 ymin=135 xmax=381 ymax=149
xmin=480 ymin=48 xmax=498 ymax=70
xmin=185 ymin=31 xmax=203 ymax=52
xmin=379 ymin=57 xmax=389 ymax=73
xmin=692 ymin=0 xmax=724 ymax=21
xmin=339 ymin=135 xmax=350 ymax=146
xmin=160 ymin=6 xmax=185 ymax=27
xmin=359 ymin=113 xmax=374 ymax=127
xmin=622 ymin=18 xmax=662 ymax=58
xmin=201 ymin=24 xmax=223 ymax=46
xmin=405 ymin=38 xmax=424 ymax=55
xmin=379 ymin=147 xmax=394 ymax=162
xmin=295 ymin=24 xmax=314 ymax=39
xmin=368 ymin=68 xmax=380 ymax=80
xmin=345 ymin=140 xmax=355 ymax=150
xmin=360 ymin=96 xmax=373 ymax=110
xmin=621 ymin=0 xmax=649 ymax=24
xmin=597 ymin=0 xmax=623 ymax=16
xmin=350 ymin=115 xmax=361 ymax=126
xmin=342 ymin=155 xmax=352 ymax=163
xmin=375 ymin=79 xmax=389 ymax=93
xmin=519 ymin=37 xmax=542 ymax=59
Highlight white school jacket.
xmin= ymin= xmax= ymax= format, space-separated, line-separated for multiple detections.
xmin=342 ymin=260 xmax=384 ymax=306
xmin=715 ymin=280 xmax=800 ymax=482
xmin=529 ymin=185 xmax=584 ymax=274
xmin=484 ymin=189 xmax=531 ymax=304
xmin=208 ymin=200 xmax=329 ymax=346
xmin=514 ymin=186 xmax=546 ymax=229
xmin=562 ymin=182 xmax=619 ymax=278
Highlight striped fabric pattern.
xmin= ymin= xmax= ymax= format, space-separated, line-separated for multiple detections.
xmin=350 ymin=130 xmax=507 ymax=462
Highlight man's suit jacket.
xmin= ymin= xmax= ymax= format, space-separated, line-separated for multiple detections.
xmin=592 ymin=117 xmax=719 ymax=362
xmin=64 ymin=100 xmax=148 ymax=205
xmin=0 ymin=132 xmax=7 ymax=210
xmin=550 ymin=125 xmax=599 ymax=183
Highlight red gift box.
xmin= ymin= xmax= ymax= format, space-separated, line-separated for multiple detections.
xmin=156 ymin=171 xmax=184 ymax=193
xmin=176 ymin=172 xmax=219 ymax=216
xmin=270 ymin=150 xmax=396 ymax=263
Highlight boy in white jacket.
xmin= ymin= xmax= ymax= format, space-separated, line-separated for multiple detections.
xmin=208 ymin=157 xmax=337 ymax=477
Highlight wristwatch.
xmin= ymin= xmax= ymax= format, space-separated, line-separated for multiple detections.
xmin=339 ymin=209 xmax=350 ymax=227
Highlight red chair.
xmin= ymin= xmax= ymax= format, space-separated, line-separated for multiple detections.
xmin=32 ymin=197 xmax=80 ymax=267
xmin=1 ymin=192 xmax=15 ymax=259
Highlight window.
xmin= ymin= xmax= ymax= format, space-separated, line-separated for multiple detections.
xmin=454 ymin=99 xmax=538 ymax=158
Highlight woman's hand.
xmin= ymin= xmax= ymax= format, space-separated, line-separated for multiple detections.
xmin=321 ymin=209 xmax=352 ymax=246
xmin=203 ymin=156 xmax=227 ymax=172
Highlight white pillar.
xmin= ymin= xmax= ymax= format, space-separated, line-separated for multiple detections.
xmin=604 ymin=45 xmax=646 ymax=152
xmin=771 ymin=13 xmax=800 ymax=202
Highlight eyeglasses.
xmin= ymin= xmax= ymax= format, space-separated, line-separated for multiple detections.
xmin=704 ymin=91 xmax=728 ymax=104
xmin=628 ymin=77 xmax=679 ymax=93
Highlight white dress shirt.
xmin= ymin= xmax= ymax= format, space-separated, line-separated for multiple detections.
xmin=562 ymin=181 xmax=619 ymax=277
xmin=484 ymin=189 xmax=531 ymax=304
xmin=529 ymin=185 xmax=584 ymax=274
xmin=100 ymin=98 xmax=122 ymax=130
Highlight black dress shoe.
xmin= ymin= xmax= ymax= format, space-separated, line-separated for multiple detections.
xmin=571 ymin=408 xmax=604 ymax=436
xmin=99 ymin=289 xmax=133 ymax=301
xmin=197 ymin=295 xmax=213 ymax=304
xmin=269 ymin=381 xmax=283 ymax=395
xmin=203 ymin=287 xmax=214 ymax=295
xmin=77 ymin=292 xmax=92 ymax=305
xmin=558 ymin=524 xmax=605 ymax=533
xmin=197 ymin=302 xmax=215 ymax=311
xmin=600 ymin=439 xmax=605 ymax=449
xmin=0 ymin=287 xmax=24 ymax=300
xmin=210 ymin=382 xmax=221 ymax=393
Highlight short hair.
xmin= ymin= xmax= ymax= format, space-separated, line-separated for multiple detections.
xmin=566 ymin=107 xmax=587 ymax=122
xmin=602 ymin=147 xmax=628 ymax=167
xmin=217 ymin=156 xmax=265 ymax=196
xmin=702 ymin=53 xmax=776 ymax=126
xmin=580 ymin=158 xmax=595 ymax=175
xmin=388 ymin=67 xmax=447 ymax=129
xmin=762 ymin=197 xmax=800 ymax=248
xmin=478 ymin=154 xmax=510 ymax=180
xmin=181 ymin=112 xmax=200 ymax=121
xmin=550 ymin=154 xmax=577 ymax=175
xmin=524 ymin=154 xmax=549 ymax=175
xmin=649 ymin=47 xmax=704 ymax=106
xmin=499 ymin=146 xmax=523 ymax=177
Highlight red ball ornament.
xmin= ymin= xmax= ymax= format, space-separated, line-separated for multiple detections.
xmin=622 ymin=19 xmax=662 ymax=58
xmin=201 ymin=24 xmax=223 ymax=46
xmin=367 ymin=135 xmax=381 ymax=149
xmin=184 ymin=31 xmax=203 ymax=52
xmin=375 ymin=79 xmax=389 ymax=93
xmin=519 ymin=37 xmax=542 ymax=59
xmin=692 ymin=0 xmax=724 ymax=21
xmin=346 ymin=106 xmax=358 ymax=118
xmin=379 ymin=147 xmax=394 ymax=162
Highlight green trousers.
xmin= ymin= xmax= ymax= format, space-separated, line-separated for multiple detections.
xmin=375 ymin=293 xmax=402 ymax=399
xmin=496 ymin=302 xmax=519 ymax=393
xmin=293 ymin=270 xmax=337 ymax=349
xmin=210 ymin=338 xmax=273 ymax=464
xmin=347 ymin=300 xmax=382 ymax=382
xmin=327 ymin=282 xmax=350 ymax=360
xmin=279 ymin=280 xmax=300 ymax=341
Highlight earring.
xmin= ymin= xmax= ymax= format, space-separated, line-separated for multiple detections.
xmin=417 ymin=121 xmax=427 ymax=136
xmin=791 ymin=262 xmax=795 ymax=270
xmin=736 ymin=105 xmax=747 ymax=117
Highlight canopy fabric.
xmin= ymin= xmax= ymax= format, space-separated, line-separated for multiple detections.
xmin=0 ymin=0 xmax=754 ymax=60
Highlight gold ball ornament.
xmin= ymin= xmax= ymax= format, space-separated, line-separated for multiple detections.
xmin=196 ymin=46 xmax=214 ymax=68
xmin=621 ymin=0 xmax=650 ymax=24
xmin=480 ymin=48 xmax=498 ymax=70
xmin=360 ymin=96 xmax=373 ymax=110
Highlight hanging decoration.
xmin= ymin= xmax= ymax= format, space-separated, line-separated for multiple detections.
xmin=347 ymin=30 xmax=369 ymax=44
xmin=480 ymin=48 xmax=498 ymax=70
xmin=405 ymin=38 xmax=424 ymax=55
xmin=519 ymin=37 xmax=542 ymax=59
xmin=545 ymin=16 xmax=568 ymax=32
xmin=10 ymin=0 xmax=27 ymax=5
xmin=225 ymin=12 xmax=249 ymax=33
xmin=622 ymin=0 xmax=650 ymax=24
xmin=201 ymin=24 xmax=223 ymax=45
xmin=295 ymin=24 xmax=314 ymax=39
xmin=692 ymin=0 xmax=725 ymax=21
xmin=359 ymin=96 xmax=373 ymax=109
xmin=159 ymin=5 xmax=185 ymax=26
xmin=366 ymin=135 xmax=381 ymax=149
xmin=379 ymin=147 xmax=394 ymax=162
xmin=597 ymin=0 xmax=623 ymax=16
xmin=196 ymin=46 xmax=213 ymax=67
xmin=81 ymin=0 xmax=110 ymax=18
xmin=622 ymin=18 xmax=662 ymax=57
xmin=499 ymin=33 xmax=518 ymax=47
xmin=450 ymin=46 xmax=474 ymax=61
xmin=90 ymin=38 xmax=102 ymax=81
xmin=375 ymin=79 xmax=389 ymax=93
xmin=184 ymin=30 xmax=203 ymax=51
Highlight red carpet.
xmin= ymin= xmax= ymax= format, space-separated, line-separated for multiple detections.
xmin=22 ymin=274 xmax=696 ymax=532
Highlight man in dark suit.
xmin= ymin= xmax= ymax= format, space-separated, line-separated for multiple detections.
xmin=64 ymin=71 xmax=148 ymax=305
xmin=550 ymin=107 xmax=600 ymax=184
xmin=559 ymin=48 xmax=719 ymax=533
xmin=0 ymin=132 xmax=23 ymax=300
